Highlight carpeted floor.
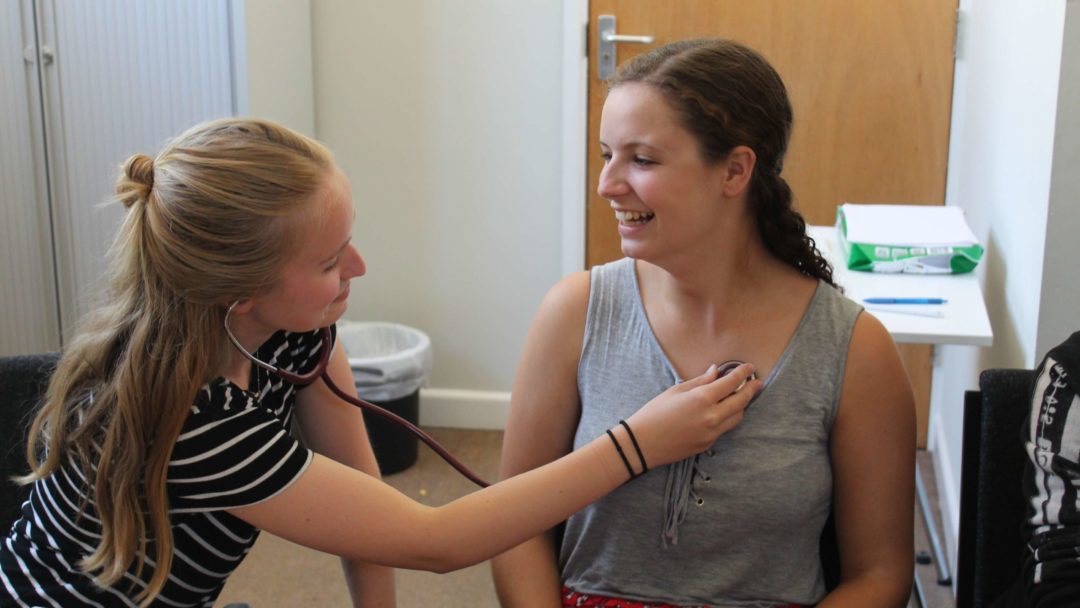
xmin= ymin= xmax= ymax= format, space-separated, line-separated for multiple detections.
xmin=216 ymin=428 xmax=503 ymax=607
xmin=216 ymin=429 xmax=955 ymax=608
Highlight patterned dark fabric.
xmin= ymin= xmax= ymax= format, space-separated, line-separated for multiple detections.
xmin=0 ymin=353 xmax=59 ymax=531
xmin=1011 ymin=331 xmax=1080 ymax=605
xmin=983 ymin=331 xmax=1080 ymax=608
xmin=0 ymin=328 xmax=332 ymax=607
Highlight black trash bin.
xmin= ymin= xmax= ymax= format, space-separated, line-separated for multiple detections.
xmin=338 ymin=322 xmax=432 ymax=475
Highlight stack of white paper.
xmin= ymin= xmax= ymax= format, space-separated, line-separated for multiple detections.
xmin=836 ymin=203 xmax=983 ymax=274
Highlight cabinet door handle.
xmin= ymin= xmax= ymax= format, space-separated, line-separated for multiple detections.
xmin=23 ymin=45 xmax=54 ymax=65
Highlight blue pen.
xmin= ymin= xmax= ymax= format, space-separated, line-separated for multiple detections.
xmin=863 ymin=297 xmax=947 ymax=305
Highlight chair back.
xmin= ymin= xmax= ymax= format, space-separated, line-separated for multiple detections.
xmin=0 ymin=353 xmax=59 ymax=531
xmin=819 ymin=511 xmax=841 ymax=592
xmin=955 ymin=368 xmax=1033 ymax=608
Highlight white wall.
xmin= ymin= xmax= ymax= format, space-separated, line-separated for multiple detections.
xmin=238 ymin=0 xmax=316 ymax=137
xmin=311 ymin=1 xmax=564 ymax=422
xmin=932 ymin=0 xmax=1072 ymax=575
xmin=1038 ymin=3 xmax=1080 ymax=359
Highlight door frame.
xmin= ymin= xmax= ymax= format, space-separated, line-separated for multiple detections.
xmin=560 ymin=0 xmax=589 ymax=276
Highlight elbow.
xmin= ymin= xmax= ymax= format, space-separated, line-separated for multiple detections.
xmin=413 ymin=549 xmax=472 ymax=574
xmin=427 ymin=559 xmax=462 ymax=575
xmin=832 ymin=569 xmax=913 ymax=608
xmin=399 ymin=528 xmax=478 ymax=573
xmin=892 ymin=569 xmax=915 ymax=606
xmin=881 ymin=558 xmax=915 ymax=605
xmin=371 ymin=504 xmax=493 ymax=573
xmin=348 ymin=544 xmax=470 ymax=574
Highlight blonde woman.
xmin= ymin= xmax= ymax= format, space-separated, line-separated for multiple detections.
xmin=0 ymin=118 xmax=760 ymax=607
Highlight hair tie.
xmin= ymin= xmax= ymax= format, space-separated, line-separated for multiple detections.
xmin=119 ymin=154 xmax=155 ymax=209
xmin=606 ymin=429 xmax=638 ymax=481
xmin=618 ymin=419 xmax=648 ymax=473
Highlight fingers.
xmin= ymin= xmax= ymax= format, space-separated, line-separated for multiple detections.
xmin=712 ymin=407 xmax=745 ymax=436
xmin=718 ymin=377 xmax=761 ymax=416
xmin=628 ymin=364 xmax=762 ymax=466
xmin=695 ymin=362 xmax=758 ymax=402
xmin=678 ymin=364 xmax=720 ymax=389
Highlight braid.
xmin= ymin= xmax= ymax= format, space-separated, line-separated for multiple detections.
xmin=750 ymin=172 xmax=838 ymax=289
xmin=612 ymin=39 xmax=838 ymax=290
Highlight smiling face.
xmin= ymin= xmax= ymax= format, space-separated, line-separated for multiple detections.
xmin=598 ymin=83 xmax=741 ymax=263
xmin=240 ymin=167 xmax=366 ymax=340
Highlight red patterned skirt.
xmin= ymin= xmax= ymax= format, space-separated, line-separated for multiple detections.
xmin=561 ymin=586 xmax=807 ymax=608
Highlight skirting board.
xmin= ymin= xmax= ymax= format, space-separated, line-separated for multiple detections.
xmin=929 ymin=412 xmax=961 ymax=579
xmin=419 ymin=388 xmax=511 ymax=430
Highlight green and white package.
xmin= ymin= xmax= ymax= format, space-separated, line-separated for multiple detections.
xmin=835 ymin=203 xmax=984 ymax=274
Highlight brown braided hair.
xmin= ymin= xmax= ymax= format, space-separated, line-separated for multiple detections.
xmin=610 ymin=38 xmax=836 ymax=288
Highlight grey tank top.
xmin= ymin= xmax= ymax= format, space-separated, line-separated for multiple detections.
xmin=560 ymin=258 xmax=862 ymax=607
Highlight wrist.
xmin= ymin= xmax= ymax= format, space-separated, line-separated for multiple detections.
xmin=604 ymin=421 xmax=648 ymax=481
xmin=596 ymin=430 xmax=630 ymax=487
xmin=619 ymin=419 xmax=648 ymax=473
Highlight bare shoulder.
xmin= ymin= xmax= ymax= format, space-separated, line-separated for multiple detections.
xmin=845 ymin=312 xmax=905 ymax=381
xmin=537 ymin=270 xmax=590 ymax=321
xmin=829 ymin=310 xmax=916 ymax=595
xmin=500 ymin=271 xmax=592 ymax=477
xmin=836 ymin=311 xmax=916 ymax=432
xmin=526 ymin=270 xmax=591 ymax=357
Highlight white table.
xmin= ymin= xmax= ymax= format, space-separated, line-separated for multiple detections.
xmin=809 ymin=225 xmax=993 ymax=592
xmin=808 ymin=226 xmax=992 ymax=347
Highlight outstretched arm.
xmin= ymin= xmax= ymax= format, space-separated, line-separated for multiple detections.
xmin=228 ymin=345 xmax=758 ymax=574
xmin=491 ymin=271 xmax=591 ymax=607
xmin=294 ymin=339 xmax=395 ymax=607
xmin=818 ymin=313 xmax=916 ymax=607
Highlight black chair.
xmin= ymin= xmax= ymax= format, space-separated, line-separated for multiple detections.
xmin=819 ymin=511 xmax=841 ymax=592
xmin=0 ymin=353 xmax=255 ymax=608
xmin=0 ymin=352 xmax=60 ymax=531
xmin=955 ymin=368 xmax=1034 ymax=608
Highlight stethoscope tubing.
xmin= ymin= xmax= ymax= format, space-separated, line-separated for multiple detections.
xmin=319 ymin=370 xmax=491 ymax=488
xmin=225 ymin=304 xmax=491 ymax=488
xmin=225 ymin=309 xmax=754 ymax=491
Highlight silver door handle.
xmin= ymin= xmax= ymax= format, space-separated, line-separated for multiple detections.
xmin=601 ymin=32 xmax=655 ymax=44
xmin=597 ymin=15 xmax=655 ymax=80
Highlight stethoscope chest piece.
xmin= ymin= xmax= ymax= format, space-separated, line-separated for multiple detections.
xmin=716 ymin=360 xmax=757 ymax=392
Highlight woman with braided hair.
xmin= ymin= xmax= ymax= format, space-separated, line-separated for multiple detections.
xmin=493 ymin=39 xmax=915 ymax=607
xmin=0 ymin=117 xmax=760 ymax=607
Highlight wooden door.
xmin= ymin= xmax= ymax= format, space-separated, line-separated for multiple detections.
xmin=585 ymin=0 xmax=959 ymax=447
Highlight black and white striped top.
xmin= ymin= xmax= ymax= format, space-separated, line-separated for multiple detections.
xmin=1 ymin=327 xmax=332 ymax=607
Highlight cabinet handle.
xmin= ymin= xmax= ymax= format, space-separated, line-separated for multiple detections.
xmin=22 ymin=45 xmax=55 ymax=66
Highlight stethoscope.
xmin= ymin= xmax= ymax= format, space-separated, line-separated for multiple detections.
xmin=225 ymin=303 xmax=492 ymax=488
xmin=224 ymin=304 xmax=755 ymax=490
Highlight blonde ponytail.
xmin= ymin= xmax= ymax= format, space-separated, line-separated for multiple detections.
xmin=21 ymin=118 xmax=334 ymax=605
